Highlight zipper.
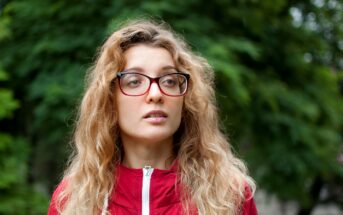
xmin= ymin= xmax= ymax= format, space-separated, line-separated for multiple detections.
xmin=142 ymin=166 xmax=154 ymax=215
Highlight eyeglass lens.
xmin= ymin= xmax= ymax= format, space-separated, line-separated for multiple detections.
xmin=119 ymin=73 xmax=188 ymax=96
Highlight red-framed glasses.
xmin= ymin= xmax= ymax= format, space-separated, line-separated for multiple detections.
xmin=116 ymin=72 xmax=190 ymax=96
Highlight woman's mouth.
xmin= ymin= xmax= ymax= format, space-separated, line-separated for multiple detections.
xmin=143 ymin=110 xmax=168 ymax=124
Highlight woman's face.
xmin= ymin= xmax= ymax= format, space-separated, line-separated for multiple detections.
xmin=115 ymin=44 xmax=184 ymax=145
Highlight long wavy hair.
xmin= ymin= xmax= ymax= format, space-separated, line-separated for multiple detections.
xmin=56 ymin=19 xmax=255 ymax=215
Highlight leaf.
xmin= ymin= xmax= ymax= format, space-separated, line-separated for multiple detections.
xmin=0 ymin=89 xmax=19 ymax=119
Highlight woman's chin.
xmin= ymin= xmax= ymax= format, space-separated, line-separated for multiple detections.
xmin=135 ymin=132 xmax=174 ymax=145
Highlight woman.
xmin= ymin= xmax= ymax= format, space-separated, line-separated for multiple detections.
xmin=48 ymin=19 xmax=258 ymax=215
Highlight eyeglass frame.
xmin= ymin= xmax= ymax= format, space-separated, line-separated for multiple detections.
xmin=116 ymin=71 xmax=191 ymax=97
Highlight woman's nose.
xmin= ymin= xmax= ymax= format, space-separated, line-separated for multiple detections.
xmin=145 ymin=82 xmax=163 ymax=103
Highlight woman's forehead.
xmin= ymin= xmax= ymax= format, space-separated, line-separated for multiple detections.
xmin=123 ymin=44 xmax=176 ymax=71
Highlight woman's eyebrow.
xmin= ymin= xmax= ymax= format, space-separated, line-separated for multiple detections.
xmin=124 ymin=65 xmax=177 ymax=73
xmin=161 ymin=65 xmax=177 ymax=71
xmin=123 ymin=67 xmax=144 ymax=72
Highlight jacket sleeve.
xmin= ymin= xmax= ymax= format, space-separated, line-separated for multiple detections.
xmin=47 ymin=180 xmax=66 ymax=215
xmin=242 ymin=185 xmax=258 ymax=215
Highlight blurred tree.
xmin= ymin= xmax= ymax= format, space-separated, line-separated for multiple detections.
xmin=0 ymin=68 xmax=47 ymax=214
xmin=0 ymin=0 xmax=342 ymax=214
xmin=0 ymin=0 xmax=116 ymax=213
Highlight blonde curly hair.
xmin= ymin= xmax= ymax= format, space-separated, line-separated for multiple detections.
xmin=56 ymin=19 xmax=255 ymax=215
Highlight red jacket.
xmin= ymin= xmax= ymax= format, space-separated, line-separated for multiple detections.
xmin=48 ymin=163 xmax=258 ymax=215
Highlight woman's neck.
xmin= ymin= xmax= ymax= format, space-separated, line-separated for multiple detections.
xmin=121 ymin=136 xmax=175 ymax=170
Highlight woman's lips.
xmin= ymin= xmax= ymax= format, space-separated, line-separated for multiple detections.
xmin=143 ymin=110 xmax=168 ymax=124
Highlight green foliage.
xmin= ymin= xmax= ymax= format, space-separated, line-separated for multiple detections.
xmin=0 ymin=70 xmax=48 ymax=214
xmin=0 ymin=0 xmax=342 ymax=213
xmin=0 ymin=89 xmax=19 ymax=119
xmin=0 ymin=135 xmax=26 ymax=213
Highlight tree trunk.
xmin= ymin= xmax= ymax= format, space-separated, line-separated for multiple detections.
xmin=296 ymin=177 xmax=323 ymax=215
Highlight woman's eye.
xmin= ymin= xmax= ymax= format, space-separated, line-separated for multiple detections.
xmin=162 ymin=78 xmax=177 ymax=87
xmin=122 ymin=75 xmax=143 ymax=88
xmin=127 ymin=79 xmax=141 ymax=87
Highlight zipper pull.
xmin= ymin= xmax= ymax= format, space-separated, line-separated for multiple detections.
xmin=144 ymin=165 xmax=152 ymax=176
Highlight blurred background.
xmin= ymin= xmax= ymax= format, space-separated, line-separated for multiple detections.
xmin=0 ymin=0 xmax=342 ymax=214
